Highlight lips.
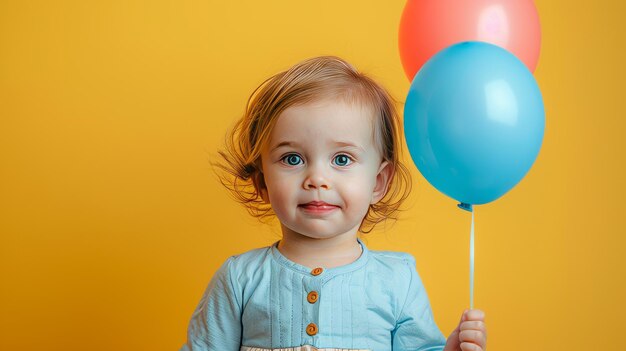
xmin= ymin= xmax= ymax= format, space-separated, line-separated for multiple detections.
xmin=298 ymin=201 xmax=340 ymax=214
xmin=300 ymin=201 xmax=338 ymax=207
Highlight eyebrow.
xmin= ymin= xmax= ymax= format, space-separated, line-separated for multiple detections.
xmin=270 ymin=141 xmax=365 ymax=152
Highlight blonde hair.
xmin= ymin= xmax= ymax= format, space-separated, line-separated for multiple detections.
xmin=212 ymin=56 xmax=412 ymax=234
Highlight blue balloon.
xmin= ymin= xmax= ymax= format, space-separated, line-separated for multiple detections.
xmin=404 ymin=41 xmax=544 ymax=206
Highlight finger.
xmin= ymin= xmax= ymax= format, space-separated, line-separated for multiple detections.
xmin=460 ymin=342 xmax=482 ymax=351
xmin=459 ymin=329 xmax=487 ymax=346
xmin=460 ymin=321 xmax=487 ymax=340
xmin=460 ymin=321 xmax=486 ymax=333
xmin=465 ymin=309 xmax=485 ymax=322
xmin=454 ymin=309 xmax=469 ymax=333
xmin=460 ymin=320 xmax=485 ymax=330
xmin=461 ymin=308 xmax=469 ymax=322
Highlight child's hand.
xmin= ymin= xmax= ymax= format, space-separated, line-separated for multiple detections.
xmin=443 ymin=309 xmax=487 ymax=351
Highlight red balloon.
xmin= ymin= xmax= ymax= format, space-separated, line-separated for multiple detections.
xmin=399 ymin=0 xmax=541 ymax=81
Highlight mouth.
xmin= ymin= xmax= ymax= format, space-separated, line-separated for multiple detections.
xmin=298 ymin=201 xmax=340 ymax=214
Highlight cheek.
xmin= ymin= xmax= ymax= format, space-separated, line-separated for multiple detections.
xmin=264 ymin=172 xmax=296 ymax=204
xmin=341 ymin=175 xmax=376 ymax=205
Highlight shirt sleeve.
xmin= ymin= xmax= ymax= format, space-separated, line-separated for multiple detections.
xmin=180 ymin=256 xmax=243 ymax=351
xmin=391 ymin=255 xmax=446 ymax=351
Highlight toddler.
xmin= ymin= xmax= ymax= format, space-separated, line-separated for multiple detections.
xmin=181 ymin=56 xmax=487 ymax=351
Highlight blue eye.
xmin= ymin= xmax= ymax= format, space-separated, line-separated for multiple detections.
xmin=282 ymin=154 xmax=303 ymax=166
xmin=333 ymin=154 xmax=353 ymax=167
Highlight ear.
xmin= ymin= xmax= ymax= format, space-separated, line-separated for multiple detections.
xmin=253 ymin=164 xmax=270 ymax=204
xmin=257 ymin=175 xmax=270 ymax=204
xmin=371 ymin=161 xmax=394 ymax=204
xmin=259 ymin=186 xmax=269 ymax=203
xmin=252 ymin=169 xmax=270 ymax=204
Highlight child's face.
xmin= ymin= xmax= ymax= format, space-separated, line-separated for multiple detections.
xmin=259 ymin=99 xmax=392 ymax=240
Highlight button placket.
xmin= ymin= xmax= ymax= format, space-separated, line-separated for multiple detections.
xmin=302 ymin=267 xmax=324 ymax=344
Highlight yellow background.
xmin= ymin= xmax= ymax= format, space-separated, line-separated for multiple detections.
xmin=1 ymin=1 xmax=624 ymax=350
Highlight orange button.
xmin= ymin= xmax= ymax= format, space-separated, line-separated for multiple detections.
xmin=311 ymin=267 xmax=323 ymax=276
xmin=307 ymin=291 xmax=319 ymax=304
xmin=306 ymin=322 xmax=318 ymax=336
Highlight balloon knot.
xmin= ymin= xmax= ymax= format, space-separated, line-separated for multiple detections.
xmin=458 ymin=203 xmax=473 ymax=212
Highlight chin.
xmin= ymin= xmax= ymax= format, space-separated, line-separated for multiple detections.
xmin=295 ymin=226 xmax=358 ymax=240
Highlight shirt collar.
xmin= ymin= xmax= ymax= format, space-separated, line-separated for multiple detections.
xmin=269 ymin=237 xmax=370 ymax=278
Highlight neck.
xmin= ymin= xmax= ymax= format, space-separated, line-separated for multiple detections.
xmin=277 ymin=224 xmax=363 ymax=269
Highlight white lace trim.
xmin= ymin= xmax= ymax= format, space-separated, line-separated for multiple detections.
xmin=240 ymin=345 xmax=370 ymax=351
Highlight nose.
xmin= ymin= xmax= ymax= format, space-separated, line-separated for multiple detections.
xmin=302 ymin=165 xmax=332 ymax=190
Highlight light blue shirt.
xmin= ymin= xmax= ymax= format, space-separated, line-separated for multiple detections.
xmin=181 ymin=238 xmax=446 ymax=351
